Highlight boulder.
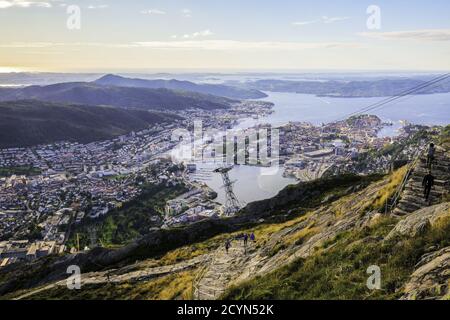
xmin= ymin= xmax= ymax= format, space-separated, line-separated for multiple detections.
xmin=401 ymin=247 xmax=450 ymax=300
xmin=386 ymin=202 xmax=450 ymax=240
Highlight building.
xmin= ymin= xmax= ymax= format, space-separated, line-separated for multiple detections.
xmin=304 ymin=148 xmax=335 ymax=158
xmin=0 ymin=240 xmax=65 ymax=267
xmin=165 ymin=199 xmax=187 ymax=217
xmin=186 ymin=163 xmax=197 ymax=173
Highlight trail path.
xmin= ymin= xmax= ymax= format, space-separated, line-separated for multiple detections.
xmin=394 ymin=149 xmax=449 ymax=215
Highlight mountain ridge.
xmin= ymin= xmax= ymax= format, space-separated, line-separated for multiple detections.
xmin=94 ymin=74 xmax=268 ymax=99
xmin=0 ymin=82 xmax=234 ymax=111
xmin=0 ymin=100 xmax=181 ymax=148
xmin=244 ymin=78 xmax=450 ymax=97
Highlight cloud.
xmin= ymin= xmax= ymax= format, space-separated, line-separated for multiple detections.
xmin=181 ymin=8 xmax=191 ymax=18
xmin=0 ymin=42 xmax=57 ymax=47
xmin=321 ymin=16 xmax=349 ymax=23
xmin=292 ymin=20 xmax=317 ymax=26
xmin=0 ymin=42 xmax=118 ymax=48
xmin=141 ymin=8 xmax=165 ymax=15
xmin=87 ymin=4 xmax=109 ymax=10
xmin=0 ymin=0 xmax=53 ymax=9
xmin=173 ymin=30 xmax=214 ymax=39
xmin=292 ymin=16 xmax=349 ymax=27
xmin=358 ymin=29 xmax=450 ymax=42
xmin=130 ymin=40 xmax=361 ymax=51
xmin=0 ymin=40 xmax=362 ymax=51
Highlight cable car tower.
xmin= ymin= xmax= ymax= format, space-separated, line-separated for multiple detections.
xmin=214 ymin=166 xmax=241 ymax=216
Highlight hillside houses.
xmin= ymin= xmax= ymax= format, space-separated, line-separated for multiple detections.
xmin=0 ymin=240 xmax=65 ymax=268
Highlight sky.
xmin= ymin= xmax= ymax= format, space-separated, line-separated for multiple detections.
xmin=1 ymin=0 xmax=450 ymax=72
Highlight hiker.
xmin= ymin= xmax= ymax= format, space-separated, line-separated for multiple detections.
xmin=250 ymin=232 xmax=255 ymax=242
xmin=225 ymin=239 xmax=231 ymax=254
xmin=422 ymin=170 xmax=435 ymax=202
xmin=243 ymin=233 xmax=248 ymax=247
xmin=426 ymin=143 xmax=436 ymax=169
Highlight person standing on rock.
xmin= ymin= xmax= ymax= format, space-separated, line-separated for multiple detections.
xmin=422 ymin=169 xmax=435 ymax=202
xmin=426 ymin=143 xmax=436 ymax=169
xmin=243 ymin=234 xmax=248 ymax=247
xmin=250 ymin=232 xmax=255 ymax=243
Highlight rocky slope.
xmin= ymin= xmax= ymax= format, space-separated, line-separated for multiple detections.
xmin=401 ymin=246 xmax=450 ymax=300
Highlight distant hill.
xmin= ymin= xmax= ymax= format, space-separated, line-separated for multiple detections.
xmin=244 ymin=78 xmax=450 ymax=97
xmin=0 ymin=82 xmax=234 ymax=111
xmin=0 ymin=100 xmax=181 ymax=148
xmin=94 ymin=74 xmax=267 ymax=99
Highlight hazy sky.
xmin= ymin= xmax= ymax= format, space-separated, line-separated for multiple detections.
xmin=1 ymin=0 xmax=450 ymax=72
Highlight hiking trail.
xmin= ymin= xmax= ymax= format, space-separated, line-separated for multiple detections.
xmin=193 ymin=240 xmax=256 ymax=300
xmin=393 ymin=148 xmax=449 ymax=216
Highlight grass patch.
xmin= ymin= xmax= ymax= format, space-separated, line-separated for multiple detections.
xmin=439 ymin=125 xmax=450 ymax=149
xmin=285 ymin=222 xmax=321 ymax=247
xmin=0 ymin=166 xmax=41 ymax=177
xmin=222 ymin=215 xmax=450 ymax=300
xmin=19 ymin=271 xmax=195 ymax=300
xmin=366 ymin=166 xmax=408 ymax=212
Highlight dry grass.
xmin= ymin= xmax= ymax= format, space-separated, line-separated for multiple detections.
xmin=19 ymin=270 xmax=197 ymax=300
xmin=367 ymin=166 xmax=408 ymax=211
xmin=284 ymin=222 xmax=321 ymax=246
xmin=155 ymin=271 xmax=194 ymax=300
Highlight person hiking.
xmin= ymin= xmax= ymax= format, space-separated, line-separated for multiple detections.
xmin=225 ymin=239 xmax=231 ymax=254
xmin=250 ymin=232 xmax=255 ymax=242
xmin=243 ymin=234 xmax=248 ymax=247
xmin=426 ymin=143 xmax=436 ymax=169
xmin=422 ymin=170 xmax=435 ymax=202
